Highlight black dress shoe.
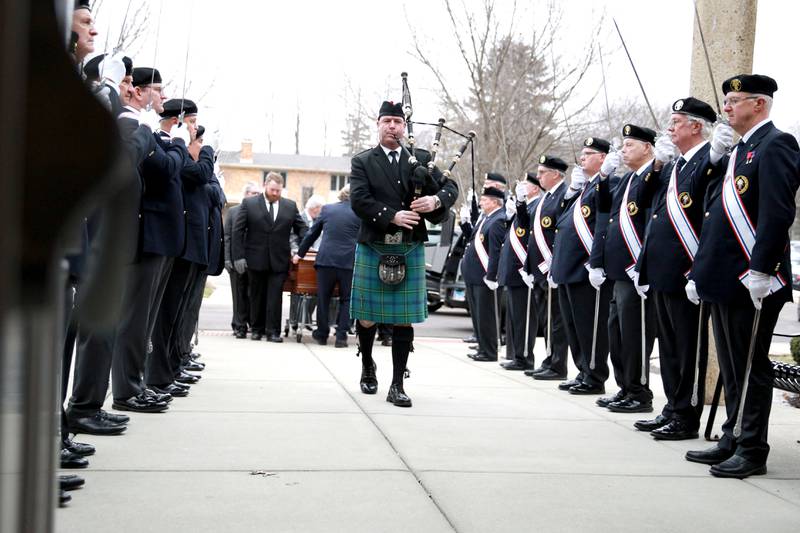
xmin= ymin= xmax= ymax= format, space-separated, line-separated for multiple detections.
xmin=60 ymin=448 xmax=89 ymax=469
xmin=68 ymin=412 xmax=127 ymax=436
xmin=312 ymin=334 xmax=327 ymax=345
xmin=99 ymin=409 xmax=130 ymax=425
xmin=569 ymin=383 xmax=605 ymax=395
xmin=651 ymin=419 xmax=698 ymax=441
xmin=63 ymin=437 xmax=95 ymax=457
xmin=59 ymin=474 xmax=85 ymax=491
xmin=501 ymin=360 xmax=532 ymax=371
xmin=525 ymin=366 xmax=549 ymax=377
xmin=235 ymin=330 xmax=247 ymax=339
xmin=709 ymin=455 xmax=767 ymax=478
xmin=607 ymin=397 xmax=653 ymax=413
xmin=251 ymin=333 xmax=263 ymax=341
xmin=381 ymin=338 xmax=392 ymax=346
xmin=171 ymin=380 xmax=190 ymax=391
xmin=596 ymin=390 xmax=625 ymax=407
xmin=175 ymin=371 xmax=201 ymax=384
xmin=267 ymin=334 xmax=284 ymax=343
xmin=462 ymin=335 xmax=477 ymax=343
xmin=335 ymin=338 xmax=348 ymax=348
xmin=143 ymin=388 xmax=172 ymax=403
xmin=184 ymin=359 xmax=205 ymax=372
xmin=360 ymin=362 xmax=378 ymax=395
xmin=190 ymin=352 xmax=202 ymax=359
xmin=59 ymin=489 xmax=72 ymax=507
xmin=685 ymin=445 xmax=734 ymax=465
xmin=468 ymin=344 xmax=479 ymax=350
xmin=558 ymin=378 xmax=581 ymax=391
xmin=386 ymin=383 xmax=412 ymax=407
xmin=472 ymin=353 xmax=498 ymax=362
xmin=634 ymin=414 xmax=670 ymax=432
xmin=112 ymin=394 xmax=169 ymax=413
xmin=151 ymin=383 xmax=189 ymax=398
xmin=532 ymin=369 xmax=566 ymax=380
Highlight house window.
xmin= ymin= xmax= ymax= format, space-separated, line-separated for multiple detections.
xmin=330 ymin=174 xmax=349 ymax=191
xmin=301 ymin=186 xmax=314 ymax=207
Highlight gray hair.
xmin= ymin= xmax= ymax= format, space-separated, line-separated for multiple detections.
xmin=305 ymin=194 xmax=326 ymax=210
xmin=337 ymin=184 xmax=351 ymax=201
xmin=242 ymin=181 xmax=259 ymax=195
xmin=687 ymin=117 xmax=713 ymax=138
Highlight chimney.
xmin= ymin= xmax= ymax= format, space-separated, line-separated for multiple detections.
xmin=240 ymin=139 xmax=253 ymax=163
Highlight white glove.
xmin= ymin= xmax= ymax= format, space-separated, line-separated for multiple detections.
xmin=547 ymin=274 xmax=557 ymax=290
xmin=505 ymin=198 xmax=517 ymax=219
xmin=172 ymin=124 xmax=191 ymax=145
xmin=234 ymin=258 xmax=248 ymax=274
xmin=569 ymin=166 xmax=587 ymax=191
xmin=519 ymin=269 xmax=535 ymax=289
xmin=654 ymin=135 xmax=678 ymax=163
xmin=634 ymin=274 xmax=649 ymax=299
xmin=99 ymin=52 xmax=127 ymax=87
xmin=139 ymin=108 xmax=161 ymax=130
xmin=748 ymin=270 xmax=771 ymax=310
xmin=685 ymin=279 xmax=700 ymax=305
xmin=709 ymin=122 xmax=735 ymax=164
xmin=483 ymin=277 xmax=499 ymax=291
xmin=515 ymin=182 xmax=529 ymax=200
xmin=588 ymin=267 xmax=606 ymax=290
xmin=459 ymin=204 xmax=470 ymax=225
xmin=600 ymin=151 xmax=621 ymax=179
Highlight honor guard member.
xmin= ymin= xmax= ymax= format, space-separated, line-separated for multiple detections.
xmin=550 ymin=138 xmax=617 ymax=394
xmin=590 ymin=124 xmax=658 ymax=412
xmin=225 ymin=182 xmax=261 ymax=338
xmin=498 ymin=174 xmax=542 ymax=370
xmin=349 ymin=101 xmax=458 ymax=407
xmin=685 ymin=75 xmax=800 ymax=478
xmin=463 ymin=186 xmax=508 ymax=362
xmin=524 ymin=155 xmax=570 ymax=380
xmin=110 ymin=67 xmax=188 ymax=413
xmin=633 ymin=98 xmax=716 ymax=440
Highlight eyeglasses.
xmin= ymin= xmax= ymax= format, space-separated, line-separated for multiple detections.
xmin=580 ymin=150 xmax=601 ymax=157
xmin=723 ymin=96 xmax=759 ymax=107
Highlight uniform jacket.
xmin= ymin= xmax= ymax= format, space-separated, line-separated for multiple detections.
xmin=174 ymin=142 xmax=215 ymax=266
xmin=206 ymin=175 xmax=226 ymax=275
xmin=498 ymin=199 xmax=537 ymax=287
xmin=461 ymin=207 xmax=506 ymax=285
xmin=637 ymin=143 xmax=712 ymax=292
xmin=691 ymin=121 xmax=800 ymax=305
xmin=232 ymin=195 xmax=308 ymax=273
xmin=525 ymin=181 xmax=567 ymax=282
xmin=298 ymin=200 xmax=361 ymax=270
xmin=590 ymin=162 xmax=656 ymax=281
xmin=350 ymin=146 xmax=458 ymax=243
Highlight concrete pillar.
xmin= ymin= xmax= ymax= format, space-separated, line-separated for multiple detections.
xmin=689 ymin=0 xmax=758 ymax=404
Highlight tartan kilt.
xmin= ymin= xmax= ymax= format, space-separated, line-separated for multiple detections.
xmin=350 ymin=242 xmax=428 ymax=324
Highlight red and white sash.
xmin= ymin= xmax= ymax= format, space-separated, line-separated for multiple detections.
xmin=721 ymin=147 xmax=786 ymax=293
xmin=665 ymin=161 xmax=699 ymax=277
xmin=533 ymin=196 xmax=553 ymax=274
xmin=572 ymin=182 xmax=594 ymax=256
xmin=473 ymin=217 xmax=489 ymax=272
xmin=508 ymin=221 xmax=528 ymax=265
xmin=619 ymin=174 xmax=643 ymax=279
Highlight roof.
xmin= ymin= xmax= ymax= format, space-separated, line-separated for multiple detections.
xmin=217 ymin=151 xmax=351 ymax=174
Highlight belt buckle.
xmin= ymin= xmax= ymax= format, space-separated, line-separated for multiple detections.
xmin=384 ymin=231 xmax=403 ymax=244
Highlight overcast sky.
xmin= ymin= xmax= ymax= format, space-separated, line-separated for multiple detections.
xmin=92 ymin=0 xmax=798 ymax=156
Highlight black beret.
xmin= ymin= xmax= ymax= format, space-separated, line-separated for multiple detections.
xmin=160 ymin=98 xmax=198 ymax=118
xmin=622 ymin=124 xmax=656 ymax=145
xmin=122 ymin=57 xmax=133 ymax=76
xmin=481 ymin=187 xmax=505 ymax=200
xmin=378 ymin=101 xmax=404 ymax=119
xmin=537 ymin=154 xmax=568 ymax=172
xmin=131 ymin=67 xmax=161 ymax=87
xmin=75 ymin=0 xmax=91 ymax=11
xmin=196 ymin=125 xmax=205 ymax=140
xmin=83 ymin=54 xmax=104 ymax=81
xmin=671 ymin=97 xmax=716 ymax=123
xmin=525 ymin=172 xmax=541 ymax=187
xmin=583 ymin=137 xmax=610 ymax=154
xmin=485 ymin=172 xmax=507 ymax=184
xmin=722 ymin=74 xmax=777 ymax=97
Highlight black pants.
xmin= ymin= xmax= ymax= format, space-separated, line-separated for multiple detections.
xmin=230 ymin=268 xmax=250 ymax=333
xmin=173 ymin=272 xmax=206 ymax=365
xmin=504 ymin=285 xmax=536 ymax=364
xmin=608 ymin=279 xmax=656 ymax=400
xmin=249 ymin=268 xmax=288 ymax=336
xmin=558 ymin=280 xmax=612 ymax=387
xmin=467 ymin=283 xmax=499 ymax=358
xmin=67 ymin=327 xmax=114 ymax=416
xmin=710 ymin=296 xmax=782 ymax=463
xmin=538 ymin=283 xmax=569 ymax=375
xmin=111 ymin=254 xmax=172 ymax=400
xmin=652 ymin=289 xmax=707 ymax=426
xmin=61 ymin=282 xmax=78 ymax=435
xmin=465 ymin=280 xmax=480 ymax=339
xmin=315 ymin=266 xmax=353 ymax=340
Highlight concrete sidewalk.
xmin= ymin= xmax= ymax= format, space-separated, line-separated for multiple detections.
xmin=56 ymin=331 xmax=800 ymax=532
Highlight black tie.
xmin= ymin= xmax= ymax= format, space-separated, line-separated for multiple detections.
xmin=389 ymin=150 xmax=399 ymax=179
xmin=268 ymin=201 xmax=275 ymax=223
xmin=675 ymin=156 xmax=686 ymax=175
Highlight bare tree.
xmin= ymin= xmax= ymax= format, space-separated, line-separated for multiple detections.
xmin=340 ymin=83 xmax=374 ymax=157
xmin=92 ymin=0 xmax=152 ymax=58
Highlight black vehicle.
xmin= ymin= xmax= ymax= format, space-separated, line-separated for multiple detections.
xmin=424 ymin=212 xmax=468 ymax=313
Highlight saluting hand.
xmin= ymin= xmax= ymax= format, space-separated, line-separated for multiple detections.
xmin=392 ymin=210 xmax=421 ymax=229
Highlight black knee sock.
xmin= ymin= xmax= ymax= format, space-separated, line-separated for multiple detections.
xmin=391 ymin=326 xmax=414 ymax=386
xmin=356 ymin=322 xmax=377 ymax=367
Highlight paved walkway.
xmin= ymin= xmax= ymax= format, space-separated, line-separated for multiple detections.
xmin=56 ymin=325 xmax=800 ymax=532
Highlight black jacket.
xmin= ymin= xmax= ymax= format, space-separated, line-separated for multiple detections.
xmin=297 ymin=200 xmax=361 ymax=269
xmin=525 ymin=181 xmax=567 ymax=282
xmin=461 ymin=208 xmax=506 ymax=285
xmin=232 ymin=195 xmax=308 ymax=272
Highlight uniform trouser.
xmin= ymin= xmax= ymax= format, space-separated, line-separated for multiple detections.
xmin=538 ymin=283 xmax=569 ymax=375
xmin=315 ymin=266 xmax=353 ymax=340
xmin=652 ymin=289 xmax=708 ymax=426
xmin=67 ymin=328 xmax=114 ymax=416
xmin=608 ymin=279 xmax=656 ymax=400
xmin=504 ymin=285 xmax=536 ymax=364
xmin=111 ymin=254 xmax=172 ymax=400
xmin=710 ymin=296 xmax=782 ymax=463
xmin=558 ymin=280 xmax=612 ymax=387
xmin=465 ymin=281 xmax=480 ymax=339
xmin=145 ymin=258 xmax=198 ymax=387
xmin=467 ymin=282 xmax=499 ymax=358
xmin=61 ymin=282 xmax=78 ymax=435
xmin=249 ymin=268 xmax=288 ymax=336
xmin=172 ymin=272 xmax=206 ymax=369
xmin=230 ymin=268 xmax=250 ymax=333
xmin=533 ymin=281 xmax=547 ymax=338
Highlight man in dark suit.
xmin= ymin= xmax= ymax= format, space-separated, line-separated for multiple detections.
xmin=550 ymin=138 xmax=617 ymax=395
xmin=294 ymin=185 xmax=361 ymax=347
xmin=225 ymin=182 xmax=260 ymax=338
xmin=232 ymin=172 xmax=308 ymax=342
xmin=685 ymin=75 xmax=800 ymax=478
xmin=634 ymin=98 xmax=716 ymax=440
xmin=524 ymin=155 xmax=570 ymax=381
